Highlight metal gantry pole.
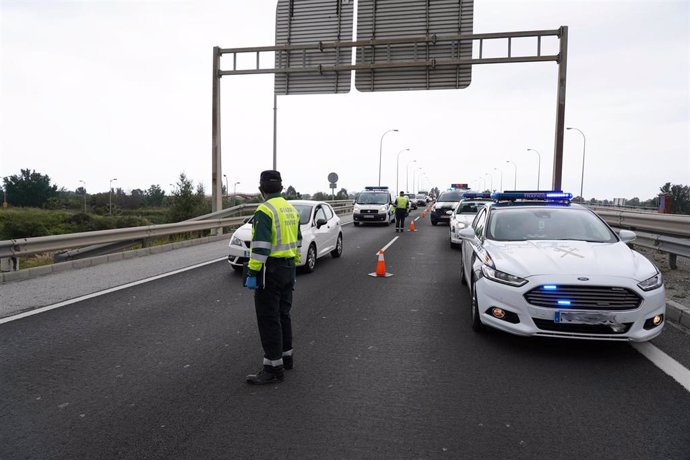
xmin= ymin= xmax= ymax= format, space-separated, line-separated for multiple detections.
xmin=212 ymin=46 xmax=223 ymax=219
xmin=552 ymin=26 xmax=568 ymax=190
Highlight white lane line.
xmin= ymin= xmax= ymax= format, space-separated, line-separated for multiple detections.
xmin=0 ymin=257 xmax=227 ymax=325
xmin=378 ymin=236 xmax=399 ymax=254
xmin=631 ymin=342 xmax=690 ymax=393
xmin=414 ymin=216 xmax=420 ymax=222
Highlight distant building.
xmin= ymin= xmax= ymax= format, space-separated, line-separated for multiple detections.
xmin=613 ymin=198 xmax=627 ymax=207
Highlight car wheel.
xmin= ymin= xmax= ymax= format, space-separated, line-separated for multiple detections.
xmin=354 ymin=222 xmax=360 ymax=226
xmin=471 ymin=277 xmax=485 ymax=332
xmin=331 ymin=234 xmax=343 ymax=258
xmin=232 ymin=264 xmax=243 ymax=272
xmin=303 ymin=244 xmax=317 ymax=273
xmin=431 ymin=220 xmax=438 ymax=226
xmin=450 ymin=240 xmax=459 ymax=249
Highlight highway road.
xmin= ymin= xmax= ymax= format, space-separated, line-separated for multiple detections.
xmin=1 ymin=210 xmax=689 ymax=459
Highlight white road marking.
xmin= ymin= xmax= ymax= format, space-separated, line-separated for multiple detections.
xmin=631 ymin=342 xmax=690 ymax=393
xmin=0 ymin=258 xmax=227 ymax=325
xmin=379 ymin=236 xmax=399 ymax=254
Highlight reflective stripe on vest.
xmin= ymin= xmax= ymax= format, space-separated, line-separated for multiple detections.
xmin=252 ymin=197 xmax=300 ymax=259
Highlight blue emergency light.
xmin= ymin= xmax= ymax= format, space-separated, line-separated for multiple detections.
xmin=490 ymin=190 xmax=573 ymax=202
xmin=463 ymin=192 xmax=492 ymax=199
xmin=364 ymin=186 xmax=390 ymax=191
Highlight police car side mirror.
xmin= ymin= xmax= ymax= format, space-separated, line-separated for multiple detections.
xmin=458 ymin=227 xmax=475 ymax=240
xmin=315 ymin=218 xmax=327 ymax=228
xmin=243 ymin=216 xmax=252 ymax=224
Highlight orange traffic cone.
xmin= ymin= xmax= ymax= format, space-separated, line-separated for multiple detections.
xmin=409 ymin=219 xmax=416 ymax=232
xmin=368 ymin=250 xmax=393 ymax=277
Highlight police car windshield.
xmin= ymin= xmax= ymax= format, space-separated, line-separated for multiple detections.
xmin=487 ymin=207 xmax=617 ymax=242
xmin=438 ymin=191 xmax=463 ymax=202
xmin=356 ymin=192 xmax=389 ymax=205
xmin=292 ymin=204 xmax=314 ymax=225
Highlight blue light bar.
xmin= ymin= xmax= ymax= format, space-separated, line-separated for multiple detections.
xmin=490 ymin=190 xmax=572 ymax=201
xmin=463 ymin=192 xmax=492 ymax=199
xmin=543 ymin=285 xmax=558 ymax=290
xmin=364 ymin=186 xmax=389 ymax=191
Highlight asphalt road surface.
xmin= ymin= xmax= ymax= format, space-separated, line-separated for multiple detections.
xmin=1 ymin=210 xmax=689 ymax=459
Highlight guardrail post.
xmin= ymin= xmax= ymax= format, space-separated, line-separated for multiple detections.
xmin=1 ymin=256 xmax=19 ymax=272
xmin=669 ymin=253 xmax=677 ymax=270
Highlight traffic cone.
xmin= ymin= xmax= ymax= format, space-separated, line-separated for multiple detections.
xmin=409 ymin=219 xmax=416 ymax=232
xmin=368 ymin=250 xmax=393 ymax=277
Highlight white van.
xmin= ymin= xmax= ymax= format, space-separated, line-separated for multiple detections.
xmin=352 ymin=186 xmax=395 ymax=226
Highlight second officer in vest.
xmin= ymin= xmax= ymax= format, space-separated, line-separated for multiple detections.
xmin=244 ymin=170 xmax=302 ymax=384
xmin=394 ymin=191 xmax=410 ymax=232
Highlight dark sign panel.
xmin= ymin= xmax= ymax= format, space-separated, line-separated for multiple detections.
xmin=355 ymin=0 xmax=474 ymax=92
xmin=275 ymin=0 xmax=354 ymax=95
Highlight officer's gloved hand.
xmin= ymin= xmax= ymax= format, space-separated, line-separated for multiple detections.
xmin=245 ymin=276 xmax=257 ymax=290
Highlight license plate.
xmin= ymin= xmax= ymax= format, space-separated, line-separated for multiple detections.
xmin=363 ymin=215 xmax=374 ymax=219
xmin=554 ymin=311 xmax=616 ymax=325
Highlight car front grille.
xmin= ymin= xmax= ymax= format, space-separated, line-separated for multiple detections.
xmin=533 ymin=319 xmax=633 ymax=334
xmin=524 ymin=285 xmax=642 ymax=311
xmin=360 ymin=209 xmax=379 ymax=214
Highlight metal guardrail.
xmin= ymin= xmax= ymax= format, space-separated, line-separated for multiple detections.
xmin=0 ymin=201 xmax=355 ymax=267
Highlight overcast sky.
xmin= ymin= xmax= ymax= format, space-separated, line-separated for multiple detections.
xmin=1 ymin=0 xmax=688 ymax=201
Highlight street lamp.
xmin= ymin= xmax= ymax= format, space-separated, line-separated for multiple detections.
xmin=527 ymin=148 xmax=542 ymax=190
xmin=79 ymin=180 xmax=87 ymax=213
xmin=233 ymin=181 xmax=240 ymax=207
xmin=395 ymin=148 xmax=410 ymax=194
xmin=406 ymin=159 xmax=416 ymax=192
xmin=493 ymin=168 xmax=503 ymax=192
xmin=484 ymin=173 xmax=493 ymax=192
xmin=378 ymin=128 xmax=398 ymax=186
xmin=109 ymin=178 xmax=117 ymax=216
xmin=506 ymin=160 xmax=517 ymax=190
xmin=567 ymin=127 xmax=586 ymax=200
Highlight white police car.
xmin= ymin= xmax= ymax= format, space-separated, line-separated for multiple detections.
xmin=449 ymin=193 xmax=494 ymax=249
xmin=352 ymin=186 xmax=395 ymax=226
xmin=227 ymin=200 xmax=343 ymax=273
xmin=458 ymin=191 xmax=665 ymax=341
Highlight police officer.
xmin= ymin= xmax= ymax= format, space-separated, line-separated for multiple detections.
xmin=394 ymin=191 xmax=409 ymax=233
xmin=244 ymin=170 xmax=302 ymax=384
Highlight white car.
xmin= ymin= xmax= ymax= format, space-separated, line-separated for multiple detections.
xmin=228 ymin=200 xmax=343 ymax=273
xmin=449 ymin=195 xmax=494 ymax=249
xmin=458 ymin=191 xmax=665 ymax=342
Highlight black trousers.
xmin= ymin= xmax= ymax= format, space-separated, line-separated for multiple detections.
xmin=254 ymin=257 xmax=296 ymax=361
xmin=395 ymin=208 xmax=407 ymax=230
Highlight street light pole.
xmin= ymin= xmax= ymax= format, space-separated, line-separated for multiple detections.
xmin=493 ymin=168 xmax=503 ymax=192
xmin=506 ymin=161 xmax=517 ymax=189
xmin=79 ymin=180 xmax=86 ymax=213
xmin=109 ymin=178 xmax=117 ymax=216
xmin=395 ymin=148 xmax=410 ymax=194
xmin=378 ymin=128 xmax=398 ymax=186
xmin=406 ymin=160 xmax=416 ymax=192
xmin=527 ymin=148 xmax=542 ymax=190
xmin=233 ymin=181 xmax=240 ymax=207
xmin=567 ymin=127 xmax=586 ymax=200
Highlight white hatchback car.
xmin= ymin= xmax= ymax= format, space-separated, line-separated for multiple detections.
xmin=458 ymin=191 xmax=665 ymax=342
xmin=227 ymin=200 xmax=343 ymax=273
xmin=449 ymin=195 xmax=494 ymax=249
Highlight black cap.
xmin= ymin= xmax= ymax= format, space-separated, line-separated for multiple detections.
xmin=260 ymin=170 xmax=282 ymax=186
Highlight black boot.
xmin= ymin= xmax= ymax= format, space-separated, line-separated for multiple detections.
xmin=283 ymin=355 xmax=293 ymax=370
xmin=246 ymin=365 xmax=284 ymax=385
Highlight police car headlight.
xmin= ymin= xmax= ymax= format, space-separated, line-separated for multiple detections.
xmin=456 ymin=222 xmax=468 ymax=230
xmin=481 ymin=264 xmax=527 ymax=287
xmin=379 ymin=206 xmax=387 ymax=213
xmin=353 ymin=204 xmax=360 ymax=212
xmin=638 ymin=271 xmax=663 ymax=291
xmin=231 ymin=236 xmax=243 ymax=247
